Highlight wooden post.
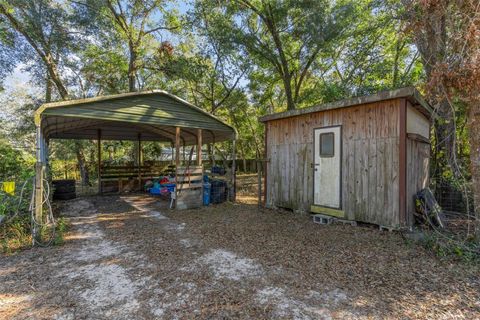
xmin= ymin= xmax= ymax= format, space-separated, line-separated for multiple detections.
xmin=97 ymin=129 xmax=102 ymax=194
xmin=231 ymin=137 xmax=236 ymax=202
xmin=138 ymin=133 xmax=142 ymax=190
xmin=399 ymin=99 xmax=407 ymax=226
xmin=257 ymin=159 xmax=262 ymax=208
xmin=138 ymin=133 xmax=143 ymax=166
xmin=197 ymin=129 xmax=202 ymax=166
xmin=175 ymin=127 xmax=181 ymax=206
xmin=264 ymin=124 xmax=268 ymax=207
xmin=212 ymin=142 xmax=216 ymax=166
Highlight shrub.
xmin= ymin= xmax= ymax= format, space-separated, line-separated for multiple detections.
xmin=0 ymin=215 xmax=32 ymax=254
xmin=421 ymin=231 xmax=479 ymax=263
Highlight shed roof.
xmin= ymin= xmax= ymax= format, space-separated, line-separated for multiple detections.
xmin=259 ymin=87 xmax=433 ymax=123
xmin=35 ymin=90 xmax=236 ymax=145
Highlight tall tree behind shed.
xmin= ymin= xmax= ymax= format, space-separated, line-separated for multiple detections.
xmin=195 ymin=0 xmax=356 ymax=111
xmin=404 ymin=0 xmax=480 ymax=237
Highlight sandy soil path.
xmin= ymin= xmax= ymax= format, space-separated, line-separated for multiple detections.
xmin=0 ymin=195 xmax=478 ymax=319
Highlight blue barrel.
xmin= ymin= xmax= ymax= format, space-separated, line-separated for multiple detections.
xmin=203 ymin=183 xmax=211 ymax=206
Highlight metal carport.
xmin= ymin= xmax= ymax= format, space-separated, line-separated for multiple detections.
xmin=33 ymin=90 xmax=237 ymax=232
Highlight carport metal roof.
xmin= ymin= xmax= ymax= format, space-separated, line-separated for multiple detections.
xmin=34 ymin=90 xmax=236 ymax=145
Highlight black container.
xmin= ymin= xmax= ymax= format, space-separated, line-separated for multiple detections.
xmin=210 ymin=179 xmax=227 ymax=204
xmin=52 ymin=179 xmax=76 ymax=200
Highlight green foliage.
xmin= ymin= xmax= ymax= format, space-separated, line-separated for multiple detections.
xmin=0 ymin=139 xmax=34 ymax=181
xmin=0 ymin=0 xmax=436 ymax=168
xmin=0 ymin=215 xmax=31 ymax=254
xmin=80 ymin=44 xmax=130 ymax=94
xmin=53 ymin=217 xmax=68 ymax=246
xmin=0 ymin=213 xmax=69 ymax=254
xmin=422 ymin=231 xmax=479 ymax=263
xmin=194 ymin=0 xmax=356 ymax=110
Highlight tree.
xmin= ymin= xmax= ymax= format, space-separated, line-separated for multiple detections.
xmin=0 ymin=0 xmax=93 ymax=184
xmin=0 ymin=0 xmax=74 ymax=99
xmin=186 ymin=5 xmax=249 ymax=115
xmin=195 ymin=0 xmax=355 ymax=111
xmin=404 ymin=0 xmax=480 ymax=237
xmin=77 ymin=0 xmax=180 ymax=92
xmin=323 ymin=2 xmax=422 ymax=99
xmin=401 ymin=0 xmax=458 ymax=192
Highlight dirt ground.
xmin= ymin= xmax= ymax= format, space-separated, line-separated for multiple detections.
xmin=0 ymin=191 xmax=479 ymax=319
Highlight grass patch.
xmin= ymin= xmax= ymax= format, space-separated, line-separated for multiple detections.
xmin=54 ymin=217 xmax=69 ymax=245
xmin=1 ymin=215 xmax=70 ymax=254
xmin=0 ymin=215 xmax=32 ymax=254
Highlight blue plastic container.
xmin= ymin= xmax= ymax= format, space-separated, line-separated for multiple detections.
xmin=203 ymin=182 xmax=211 ymax=206
xmin=161 ymin=183 xmax=176 ymax=193
xmin=150 ymin=187 xmax=161 ymax=195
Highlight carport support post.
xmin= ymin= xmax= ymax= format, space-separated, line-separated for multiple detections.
xmin=197 ymin=129 xmax=202 ymax=166
xmin=97 ymin=129 xmax=102 ymax=194
xmin=138 ymin=133 xmax=143 ymax=166
xmin=231 ymin=137 xmax=236 ymax=202
xmin=34 ymin=125 xmax=45 ymax=242
xmin=175 ymin=127 xmax=181 ymax=207
xmin=138 ymin=133 xmax=142 ymax=190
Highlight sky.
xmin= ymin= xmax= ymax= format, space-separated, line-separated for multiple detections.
xmin=4 ymin=65 xmax=32 ymax=91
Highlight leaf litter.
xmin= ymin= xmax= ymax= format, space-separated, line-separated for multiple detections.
xmin=0 ymin=194 xmax=478 ymax=319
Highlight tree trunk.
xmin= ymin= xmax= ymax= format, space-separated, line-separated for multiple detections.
xmin=75 ymin=141 xmax=90 ymax=186
xmin=207 ymin=143 xmax=216 ymax=166
xmin=282 ymin=73 xmax=295 ymax=111
xmin=467 ymin=107 xmax=480 ymax=238
xmin=45 ymin=72 xmax=52 ymax=103
xmin=240 ymin=141 xmax=247 ymax=173
xmin=128 ymin=42 xmax=137 ymax=92
xmin=45 ymin=53 xmax=69 ymax=99
xmin=432 ymin=98 xmax=456 ymax=179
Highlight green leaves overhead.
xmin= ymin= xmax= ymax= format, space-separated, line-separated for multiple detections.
xmin=194 ymin=0 xmax=355 ymax=110
xmin=0 ymin=0 xmax=427 ymax=165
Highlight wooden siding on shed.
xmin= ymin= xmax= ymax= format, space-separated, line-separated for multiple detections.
xmin=266 ymin=99 xmax=402 ymax=227
xmin=406 ymin=138 xmax=430 ymax=225
xmin=407 ymin=105 xmax=430 ymax=139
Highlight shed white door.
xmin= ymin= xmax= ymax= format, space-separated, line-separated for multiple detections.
xmin=313 ymin=126 xmax=341 ymax=208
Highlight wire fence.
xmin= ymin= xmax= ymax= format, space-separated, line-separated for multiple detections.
xmin=431 ymin=178 xmax=474 ymax=215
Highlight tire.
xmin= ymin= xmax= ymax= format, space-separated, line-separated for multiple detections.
xmin=53 ymin=180 xmax=76 ymax=194
xmin=53 ymin=192 xmax=76 ymax=200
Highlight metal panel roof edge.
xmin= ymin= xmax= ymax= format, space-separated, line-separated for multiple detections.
xmin=34 ymin=90 xmax=237 ymax=136
xmin=258 ymin=87 xmax=433 ymax=123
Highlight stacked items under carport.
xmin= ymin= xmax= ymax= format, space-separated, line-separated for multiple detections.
xmin=145 ymin=164 xmax=230 ymax=209
xmin=175 ymin=165 xmax=204 ymax=209
xmin=204 ymin=165 xmax=229 ymax=205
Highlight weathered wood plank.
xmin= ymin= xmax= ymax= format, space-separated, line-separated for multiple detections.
xmin=367 ymin=139 xmax=377 ymax=223
xmin=376 ymin=139 xmax=386 ymax=225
